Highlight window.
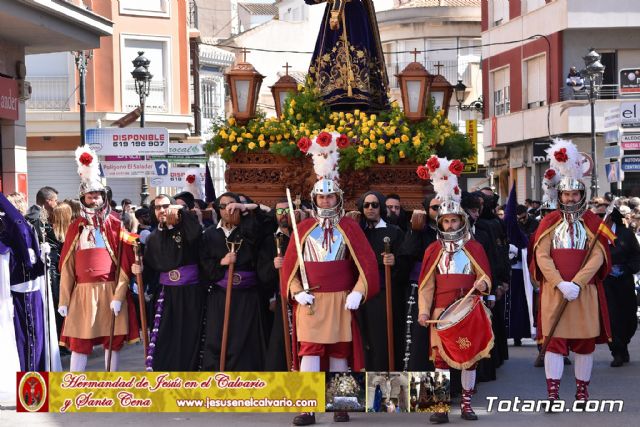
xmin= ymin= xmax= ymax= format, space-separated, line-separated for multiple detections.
xmin=524 ymin=0 xmax=546 ymax=14
xmin=119 ymin=0 xmax=170 ymax=18
xmin=524 ymin=55 xmax=546 ymax=109
xmin=459 ymin=39 xmax=481 ymax=59
xmin=121 ymin=37 xmax=171 ymax=113
xmin=491 ymin=0 xmax=510 ymax=27
xmin=25 ymin=52 xmax=74 ymax=111
xmin=492 ymin=67 xmax=510 ymax=116
xmin=201 ymin=77 xmax=223 ymax=119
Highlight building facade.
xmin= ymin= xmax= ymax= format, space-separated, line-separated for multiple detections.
xmin=482 ymin=0 xmax=640 ymax=200
xmin=25 ymin=0 xmax=193 ymax=204
xmin=0 ymin=0 xmax=110 ymax=195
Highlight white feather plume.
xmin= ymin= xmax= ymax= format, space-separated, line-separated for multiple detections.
xmin=183 ymin=169 xmax=202 ymax=199
xmin=427 ymin=156 xmax=461 ymax=203
xmin=306 ymin=131 xmax=341 ymax=181
xmin=547 ymin=138 xmax=582 ymax=180
xmin=542 ymin=167 xmax=560 ymax=205
xmin=75 ymin=145 xmax=100 ymax=184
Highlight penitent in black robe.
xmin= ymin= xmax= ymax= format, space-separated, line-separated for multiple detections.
xmin=200 ymin=217 xmax=267 ymax=371
xmin=143 ymin=210 xmax=206 ymax=371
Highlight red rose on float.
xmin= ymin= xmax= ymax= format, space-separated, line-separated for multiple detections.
xmin=454 ymin=186 xmax=460 ymax=195
xmin=449 ymin=159 xmax=464 ymax=176
xmin=336 ymin=134 xmax=350 ymax=149
xmin=186 ymin=175 xmax=196 ymax=184
xmin=554 ymin=148 xmax=568 ymax=162
xmin=416 ymin=165 xmax=430 ymax=180
xmin=316 ymin=132 xmax=332 ymax=147
xmin=79 ymin=152 xmax=93 ymax=166
xmin=426 ymin=156 xmax=440 ymax=172
xmin=544 ymin=168 xmax=556 ymax=180
xmin=297 ymin=137 xmax=312 ymax=153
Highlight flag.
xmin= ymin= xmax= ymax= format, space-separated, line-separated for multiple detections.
xmin=119 ymin=228 xmax=139 ymax=246
xmin=597 ymin=221 xmax=617 ymax=245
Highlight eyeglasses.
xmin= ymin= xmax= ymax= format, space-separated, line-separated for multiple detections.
xmin=275 ymin=208 xmax=290 ymax=215
xmin=218 ymin=203 xmax=228 ymax=209
xmin=430 ymin=205 xmax=441 ymax=211
xmin=363 ymin=202 xmax=380 ymax=209
xmin=154 ymin=204 xmax=170 ymax=210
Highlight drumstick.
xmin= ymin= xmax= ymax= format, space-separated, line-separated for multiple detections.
xmin=450 ymin=284 xmax=477 ymax=316
xmin=423 ymin=319 xmax=452 ymax=324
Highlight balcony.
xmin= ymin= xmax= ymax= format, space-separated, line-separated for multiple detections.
xmin=559 ymin=84 xmax=640 ymax=101
xmin=123 ymin=79 xmax=168 ymax=113
xmin=26 ymin=76 xmax=72 ymax=111
xmin=387 ymin=58 xmax=479 ymax=89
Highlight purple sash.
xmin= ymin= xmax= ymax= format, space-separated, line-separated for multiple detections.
xmin=159 ymin=264 xmax=199 ymax=286
xmin=215 ymin=270 xmax=258 ymax=289
xmin=409 ymin=261 xmax=422 ymax=282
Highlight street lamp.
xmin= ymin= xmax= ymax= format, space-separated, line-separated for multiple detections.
xmin=74 ymin=50 xmax=92 ymax=146
xmin=131 ymin=51 xmax=153 ymax=128
xmin=131 ymin=51 xmax=153 ymax=205
xmin=582 ymin=48 xmax=605 ymax=198
xmin=454 ymin=80 xmax=484 ymax=113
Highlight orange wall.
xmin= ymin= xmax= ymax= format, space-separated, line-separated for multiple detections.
xmin=80 ymin=0 xmax=189 ymax=115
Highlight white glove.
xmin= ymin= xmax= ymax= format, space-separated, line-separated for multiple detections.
xmin=131 ymin=263 xmax=143 ymax=275
xmin=508 ymin=244 xmax=518 ymax=260
xmin=40 ymin=242 xmax=51 ymax=256
xmin=294 ymin=291 xmax=315 ymax=306
xmin=110 ymin=300 xmax=122 ymax=316
xmin=58 ymin=306 xmax=68 ymax=317
xmin=557 ymin=281 xmax=580 ymax=301
xmin=344 ymin=291 xmax=363 ymax=310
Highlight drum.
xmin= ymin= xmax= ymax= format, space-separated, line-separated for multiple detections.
xmin=435 ymin=295 xmax=494 ymax=369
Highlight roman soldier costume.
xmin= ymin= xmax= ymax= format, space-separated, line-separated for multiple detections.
xmin=282 ymin=132 xmax=379 ymax=425
xmin=530 ymin=139 xmax=611 ymax=405
xmin=58 ymin=146 xmax=139 ymax=371
xmin=416 ymin=156 xmax=493 ymax=423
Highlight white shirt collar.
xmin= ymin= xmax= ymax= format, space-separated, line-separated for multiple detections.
xmin=217 ymin=220 xmax=236 ymax=238
xmin=374 ymin=218 xmax=387 ymax=229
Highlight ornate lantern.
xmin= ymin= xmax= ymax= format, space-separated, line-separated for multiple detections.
xmin=430 ymin=74 xmax=454 ymax=118
xmin=270 ymin=63 xmax=298 ymax=118
xmin=396 ymin=50 xmax=433 ymax=122
xmin=225 ymin=48 xmax=264 ymax=124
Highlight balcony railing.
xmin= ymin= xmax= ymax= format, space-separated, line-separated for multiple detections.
xmin=387 ymin=58 xmax=479 ymax=89
xmin=559 ymin=84 xmax=640 ymax=101
xmin=123 ymin=79 xmax=168 ymax=113
xmin=26 ymin=76 xmax=72 ymax=111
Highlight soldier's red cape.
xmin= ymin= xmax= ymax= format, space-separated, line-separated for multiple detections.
xmin=280 ymin=216 xmax=380 ymax=371
xmin=529 ymin=210 xmax=612 ymax=343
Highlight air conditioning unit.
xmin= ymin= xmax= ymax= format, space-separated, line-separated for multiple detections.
xmin=18 ymin=80 xmax=32 ymax=101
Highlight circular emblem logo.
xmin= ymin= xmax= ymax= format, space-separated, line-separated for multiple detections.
xmin=18 ymin=372 xmax=47 ymax=412
xmin=168 ymin=270 xmax=181 ymax=282
xmin=232 ymin=273 xmax=242 ymax=286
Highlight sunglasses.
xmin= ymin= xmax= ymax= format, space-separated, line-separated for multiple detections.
xmin=154 ymin=204 xmax=170 ymax=210
xmin=275 ymin=208 xmax=290 ymax=215
xmin=597 ymin=213 xmax=606 ymax=218
xmin=363 ymin=202 xmax=380 ymax=209
xmin=430 ymin=205 xmax=441 ymax=211
xmin=218 ymin=203 xmax=229 ymax=209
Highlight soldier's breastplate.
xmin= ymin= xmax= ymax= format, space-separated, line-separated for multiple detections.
xmin=303 ymin=225 xmax=347 ymax=262
xmin=437 ymin=249 xmax=475 ymax=275
xmin=552 ymin=220 xmax=587 ymax=250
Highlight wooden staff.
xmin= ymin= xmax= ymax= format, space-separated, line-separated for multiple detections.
xmin=383 ymin=237 xmax=394 ymax=371
xmin=107 ymin=225 xmax=125 ymax=372
xmin=275 ymin=234 xmax=293 ymax=371
xmin=450 ymin=282 xmax=478 ymax=317
xmin=220 ymin=239 xmax=242 ymax=372
xmin=133 ymin=242 xmax=149 ymax=359
xmin=534 ymin=202 xmax=616 ymax=367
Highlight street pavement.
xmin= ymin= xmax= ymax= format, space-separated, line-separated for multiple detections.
xmin=1 ymin=333 xmax=638 ymax=426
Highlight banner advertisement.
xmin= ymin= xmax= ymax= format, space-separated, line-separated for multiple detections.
xmin=18 ymin=372 xmax=324 ymax=413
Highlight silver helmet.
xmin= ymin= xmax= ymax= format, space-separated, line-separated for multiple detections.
xmin=75 ymin=146 xmax=109 ymax=217
xmin=310 ymin=178 xmax=344 ymax=224
xmin=556 ymin=176 xmax=586 ymax=222
xmin=436 ymin=199 xmax=471 ymax=252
